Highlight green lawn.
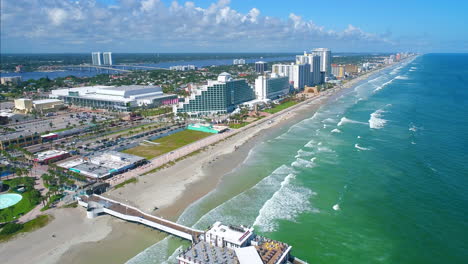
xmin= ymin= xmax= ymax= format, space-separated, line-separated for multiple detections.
xmin=0 ymin=178 xmax=42 ymax=222
xmin=122 ymin=130 xmax=211 ymax=160
xmin=229 ymin=122 xmax=250 ymax=129
xmin=0 ymin=215 xmax=51 ymax=242
xmin=264 ymin=100 xmax=298 ymax=114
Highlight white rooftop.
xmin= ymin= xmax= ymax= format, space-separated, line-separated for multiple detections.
xmin=235 ymin=246 xmax=263 ymax=264
xmin=33 ymin=99 xmax=63 ymax=105
xmin=35 ymin=149 xmax=68 ymax=162
xmin=50 ymin=85 xmax=167 ymax=104
xmin=206 ymin=222 xmax=254 ymax=246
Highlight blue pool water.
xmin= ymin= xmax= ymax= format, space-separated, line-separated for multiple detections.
xmin=0 ymin=193 xmax=23 ymax=209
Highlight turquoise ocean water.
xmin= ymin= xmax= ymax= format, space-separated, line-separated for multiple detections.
xmin=128 ymin=54 xmax=468 ymax=264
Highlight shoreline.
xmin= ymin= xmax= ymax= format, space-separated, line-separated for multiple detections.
xmin=1 ymin=58 xmax=411 ymax=264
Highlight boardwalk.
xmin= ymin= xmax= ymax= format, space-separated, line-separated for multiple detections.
xmin=78 ymin=194 xmax=203 ymax=241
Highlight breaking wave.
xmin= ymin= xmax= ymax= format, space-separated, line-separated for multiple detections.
xmin=337 ymin=117 xmax=367 ymax=126
xmin=292 ymin=158 xmax=316 ymax=168
xmin=369 ymin=109 xmax=388 ymax=129
xmin=395 ymin=75 xmax=409 ymax=80
xmin=304 ymin=139 xmax=316 ymax=148
xmin=253 ymin=173 xmax=317 ymax=232
xmin=331 ymin=128 xmax=342 ymax=133
xmin=374 ymin=79 xmax=395 ymax=93
xmin=355 ymin=144 xmax=370 ymax=151
xmin=295 ymin=149 xmax=314 ymax=158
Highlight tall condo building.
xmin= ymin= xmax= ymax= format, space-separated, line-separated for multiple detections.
xmin=103 ymin=52 xmax=113 ymax=65
xmin=332 ymin=64 xmax=345 ymax=78
xmin=295 ymin=52 xmax=322 ymax=86
xmin=174 ymin=73 xmax=255 ymax=116
xmin=254 ymin=73 xmax=290 ymax=100
xmin=91 ymin=52 xmax=102 ymax=65
xmin=312 ymin=48 xmax=332 ymax=77
xmin=233 ymin=59 xmax=246 ymax=65
xmin=272 ymin=63 xmax=294 ymax=82
xmin=309 ymin=55 xmax=322 ymax=85
xmin=292 ymin=63 xmax=311 ymax=90
xmin=255 ymin=61 xmax=268 ymax=73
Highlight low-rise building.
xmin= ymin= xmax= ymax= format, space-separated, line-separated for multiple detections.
xmin=50 ymin=85 xmax=178 ymax=111
xmin=178 ymin=221 xmax=292 ymax=264
xmin=14 ymin=98 xmax=65 ymax=114
xmin=33 ymin=149 xmax=70 ymax=164
xmin=57 ymin=151 xmax=146 ymax=179
xmin=0 ymin=131 xmax=41 ymax=150
xmin=204 ymin=222 xmax=255 ymax=248
xmin=332 ymin=64 xmax=345 ymax=79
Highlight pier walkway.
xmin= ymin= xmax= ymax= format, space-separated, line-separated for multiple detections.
xmin=77 ymin=194 xmax=203 ymax=241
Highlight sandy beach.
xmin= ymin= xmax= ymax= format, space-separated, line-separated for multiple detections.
xmin=0 ymin=62 xmax=401 ymax=264
xmin=0 ymin=209 xmax=112 ymax=264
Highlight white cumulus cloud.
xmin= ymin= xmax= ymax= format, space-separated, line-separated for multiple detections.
xmin=0 ymin=0 xmax=395 ymax=52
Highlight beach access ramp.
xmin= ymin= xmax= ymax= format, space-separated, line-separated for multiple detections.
xmin=77 ymin=194 xmax=203 ymax=241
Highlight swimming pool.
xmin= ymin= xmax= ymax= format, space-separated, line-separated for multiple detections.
xmin=0 ymin=193 xmax=23 ymax=209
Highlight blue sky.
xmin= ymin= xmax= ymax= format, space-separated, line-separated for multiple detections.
xmin=1 ymin=0 xmax=466 ymax=53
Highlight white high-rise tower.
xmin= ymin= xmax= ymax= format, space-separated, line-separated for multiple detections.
xmin=312 ymin=48 xmax=332 ymax=77
xmin=91 ymin=52 xmax=102 ymax=65
xmin=103 ymin=52 xmax=113 ymax=65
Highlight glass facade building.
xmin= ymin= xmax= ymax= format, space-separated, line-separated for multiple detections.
xmin=176 ymin=74 xmax=255 ymax=116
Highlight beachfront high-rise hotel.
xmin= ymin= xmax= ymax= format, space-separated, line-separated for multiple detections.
xmin=312 ymin=48 xmax=332 ymax=78
xmin=174 ymin=73 xmax=255 ymax=116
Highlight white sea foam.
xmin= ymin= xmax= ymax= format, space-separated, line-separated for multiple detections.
xmin=369 ymin=109 xmax=388 ymax=129
xmin=317 ymin=146 xmax=334 ymax=153
xmin=374 ymin=78 xmax=395 ymax=93
xmin=409 ymin=123 xmax=422 ymax=132
xmin=331 ymin=128 xmax=341 ymax=133
xmin=337 ymin=117 xmax=367 ymax=126
xmin=126 ymin=236 xmax=173 ymax=264
xmin=355 ymin=144 xmax=370 ymax=151
xmin=295 ymin=149 xmax=314 ymax=158
xmin=304 ymin=139 xmax=316 ymax=148
xmin=291 ymin=158 xmax=316 ymax=168
xmin=395 ymin=75 xmax=409 ymax=80
xmin=322 ymin=118 xmax=337 ymax=124
xmin=187 ymin=164 xmax=298 ymax=231
xmin=253 ymin=173 xmax=317 ymax=232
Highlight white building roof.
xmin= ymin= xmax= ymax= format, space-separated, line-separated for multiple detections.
xmin=35 ymin=150 xmax=68 ymax=162
xmin=235 ymin=246 xmax=263 ymax=264
xmin=206 ymin=222 xmax=254 ymax=246
xmin=33 ymin=99 xmax=63 ymax=105
xmin=50 ymin=85 xmax=169 ymax=104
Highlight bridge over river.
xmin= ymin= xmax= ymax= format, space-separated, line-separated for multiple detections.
xmin=58 ymin=64 xmax=168 ymax=73
xmin=78 ymin=194 xmax=203 ymax=241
